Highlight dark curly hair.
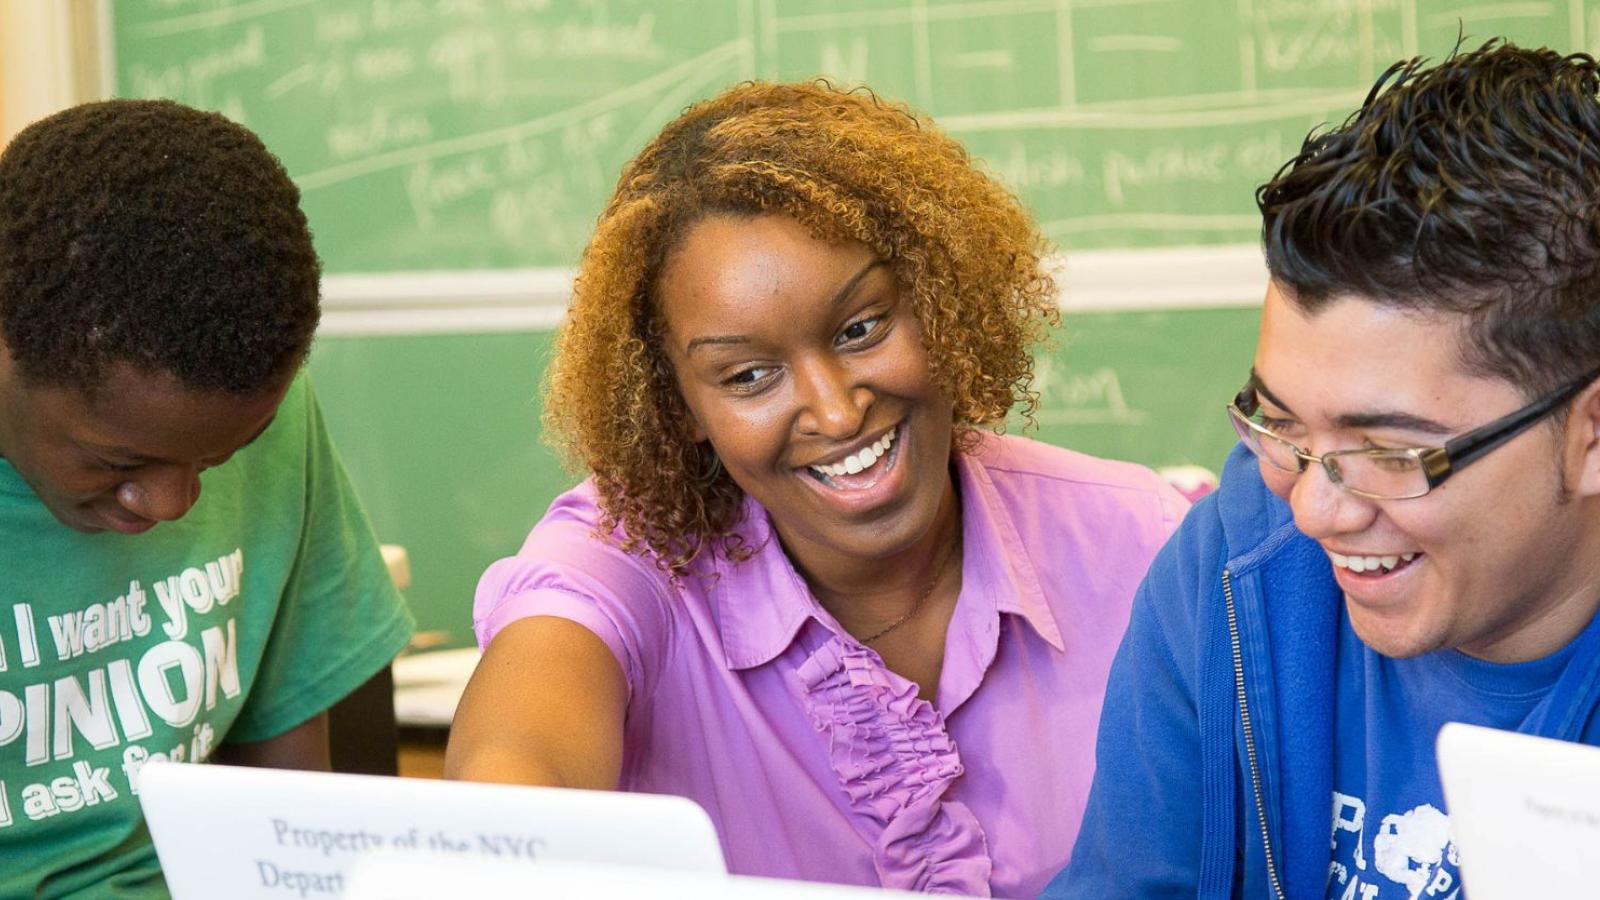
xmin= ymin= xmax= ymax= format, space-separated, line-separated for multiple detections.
xmin=546 ymin=80 xmax=1058 ymax=572
xmin=0 ymin=99 xmax=320 ymax=394
xmin=1258 ymin=40 xmax=1600 ymax=397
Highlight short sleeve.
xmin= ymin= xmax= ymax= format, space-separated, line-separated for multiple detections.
xmin=227 ymin=376 xmax=416 ymax=741
xmin=473 ymin=485 xmax=674 ymax=704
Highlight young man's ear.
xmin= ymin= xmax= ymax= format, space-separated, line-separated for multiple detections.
xmin=1569 ymin=378 xmax=1600 ymax=498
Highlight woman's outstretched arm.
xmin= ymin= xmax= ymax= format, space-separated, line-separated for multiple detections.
xmin=445 ymin=615 xmax=628 ymax=791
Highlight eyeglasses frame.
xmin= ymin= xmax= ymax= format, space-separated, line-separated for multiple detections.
xmin=1227 ymin=365 xmax=1600 ymax=500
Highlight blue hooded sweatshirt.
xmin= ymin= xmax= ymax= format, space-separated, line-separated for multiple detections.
xmin=1042 ymin=444 xmax=1600 ymax=899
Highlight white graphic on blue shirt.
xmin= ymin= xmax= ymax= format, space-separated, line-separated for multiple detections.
xmin=1329 ymin=792 xmax=1460 ymax=899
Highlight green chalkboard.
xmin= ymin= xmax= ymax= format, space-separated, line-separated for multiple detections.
xmin=110 ymin=1 xmax=1590 ymax=270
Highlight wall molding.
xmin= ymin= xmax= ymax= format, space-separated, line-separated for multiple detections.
xmin=320 ymin=243 xmax=1268 ymax=337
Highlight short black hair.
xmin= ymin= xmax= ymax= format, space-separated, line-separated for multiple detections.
xmin=1258 ymin=40 xmax=1600 ymax=396
xmin=0 ymin=99 xmax=320 ymax=394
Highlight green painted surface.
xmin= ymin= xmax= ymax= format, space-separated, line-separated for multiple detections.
xmin=309 ymin=308 xmax=1260 ymax=648
xmin=308 ymin=331 xmax=572 ymax=647
xmin=1015 ymin=307 xmax=1261 ymax=468
xmin=109 ymin=1 xmax=1589 ymax=267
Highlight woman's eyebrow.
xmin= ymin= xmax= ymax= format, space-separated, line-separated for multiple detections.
xmin=829 ymin=260 xmax=886 ymax=309
xmin=685 ymin=333 xmax=749 ymax=356
xmin=684 ymin=260 xmax=887 ymax=356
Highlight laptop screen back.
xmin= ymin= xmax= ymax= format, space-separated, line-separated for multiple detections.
xmin=137 ymin=761 xmax=725 ymax=899
xmin=1437 ymin=722 xmax=1600 ymax=898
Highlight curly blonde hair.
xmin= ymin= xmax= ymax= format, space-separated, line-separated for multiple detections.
xmin=545 ymin=81 xmax=1058 ymax=572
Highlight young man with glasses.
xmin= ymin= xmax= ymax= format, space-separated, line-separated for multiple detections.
xmin=1045 ymin=42 xmax=1600 ymax=899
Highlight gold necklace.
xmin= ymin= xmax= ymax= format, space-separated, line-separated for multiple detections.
xmin=858 ymin=535 xmax=959 ymax=645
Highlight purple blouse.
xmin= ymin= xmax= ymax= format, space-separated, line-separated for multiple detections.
xmin=475 ymin=434 xmax=1185 ymax=897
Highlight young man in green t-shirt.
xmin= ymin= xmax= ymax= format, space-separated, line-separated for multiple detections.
xmin=0 ymin=100 xmax=414 ymax=896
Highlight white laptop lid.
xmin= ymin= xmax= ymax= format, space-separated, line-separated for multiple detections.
xmin=137 ymin=761 xmax=725 ymax=900
xmin=1436 ymin=722 xmax=1600 ymax=898
xmin=345 ymin=856 xmax=917 ymax=899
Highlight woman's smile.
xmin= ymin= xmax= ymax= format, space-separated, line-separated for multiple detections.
xmin=797 ymin=421 xmax=908 ymax=513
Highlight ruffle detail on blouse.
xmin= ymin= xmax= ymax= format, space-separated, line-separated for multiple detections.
xmin=795 ymin=636 xmax=992 ymax=895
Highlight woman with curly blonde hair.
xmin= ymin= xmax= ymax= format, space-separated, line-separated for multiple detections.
xmin=448 ymin=81 xmax=1186 ymax=896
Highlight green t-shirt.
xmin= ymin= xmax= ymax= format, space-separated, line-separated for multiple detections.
xmin=0 ymin=374 xmax=414 ymax=898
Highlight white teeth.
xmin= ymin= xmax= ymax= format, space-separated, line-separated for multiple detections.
xmin=809 ymin=428 xmax=897 ymax=480
xmin=1328 ymin=550 xmax=1420 ymax=574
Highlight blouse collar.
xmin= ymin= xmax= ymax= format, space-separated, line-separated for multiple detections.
xmin=708 ymin=435 xmax=1065 ymax=672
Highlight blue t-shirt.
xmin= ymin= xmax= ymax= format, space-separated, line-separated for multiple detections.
xmin=1326 ymin=607 xmax=1600 ymax=900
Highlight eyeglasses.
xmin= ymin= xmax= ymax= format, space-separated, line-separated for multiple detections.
xmin=1227 ymin=367 xmax=1600 ymax=500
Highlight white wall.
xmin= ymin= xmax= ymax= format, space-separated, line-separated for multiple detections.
xmin=0 ymin=0 xmax=104 ymax=148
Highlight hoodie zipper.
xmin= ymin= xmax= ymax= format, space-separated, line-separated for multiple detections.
xmin=1222 ymin=568 xmax=1286 ymax=900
